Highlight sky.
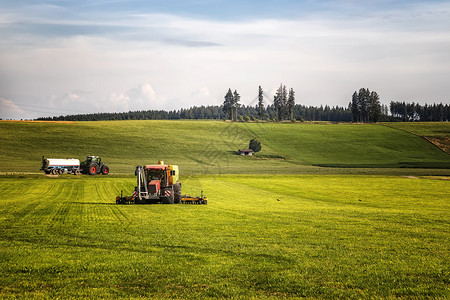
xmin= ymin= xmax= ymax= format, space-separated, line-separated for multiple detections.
xmin=0 ymin=0 xmax=449 ymax=119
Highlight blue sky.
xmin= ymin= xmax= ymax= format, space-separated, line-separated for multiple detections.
xmin=1 ymin=0 xmax=449 ymax=119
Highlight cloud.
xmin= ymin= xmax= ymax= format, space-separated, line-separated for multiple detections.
xmin=0 ymin=98 xmax=25 ymax=119
xmin=191 ymin=86 xmax=211 ymax=98
xmin=0 ymin=1 xmax=449 ymax=120
xmin=109 ymin=92 xmax=131 ymax=111
xmin=107 ymin=83 xmax=166 ymax=112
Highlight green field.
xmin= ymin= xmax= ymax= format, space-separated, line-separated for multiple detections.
xmin=1 ymin=174 xmax=449 ymax=298
xmin=0 ymin=120 xmax=449 ymax=298
xmin=1 ymin=120 xmax=449 ymax=174
xmin=382 ymin=122 xmax=450 ymax=154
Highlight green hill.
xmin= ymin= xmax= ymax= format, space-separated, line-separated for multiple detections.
xmin=1 ymin=120 xmax=449 ymax=298
xmin=0 ymin=120 xmax=449 ymax=174
xmin=383 ymin=122 xmax=450 ymax=154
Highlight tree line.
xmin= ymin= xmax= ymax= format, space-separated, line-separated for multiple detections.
xmin=225 ymin=84 xmax=297 ymax=122
xmin=389 ymin=101 xmax=450 ymax=122
xmin=36 ymin=104 xmax=354 ymax=122
xmin=35 ymin=86 xmax=448 ymax=122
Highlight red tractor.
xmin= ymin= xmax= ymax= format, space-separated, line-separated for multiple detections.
xmin=134 ymin=162 xmax=181 ymax=204
xmin=116 ymin=161 xmax=207 ymax=205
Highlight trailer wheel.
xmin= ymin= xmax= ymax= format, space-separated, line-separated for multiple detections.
xmin=88 ymin=163 xmax=98 ymax=175
xmin=101 ymin=165 xmax=110 ymax=175
xmin=51 ymin=169 xmax=57 ymax=175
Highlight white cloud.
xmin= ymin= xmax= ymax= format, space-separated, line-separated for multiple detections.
xmin=139 ymin=83 xmax=157 ymax=102
xmin=109 ymin=93 xmax=131 ymax=112
xmin=0 ymin=98 xmax=25 ymax=119
xmin=191 ymin=86 xmax=211 ymax=98
xmin=107 ymin=83 xmax=166 ymax=112
xmin=0 ymin=1 xmax=449 ymax=119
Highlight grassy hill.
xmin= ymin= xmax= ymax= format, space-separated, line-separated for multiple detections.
xmin=383 ymin=122 xmax=450 ymax=154
xmin=1 ymin=120 xmax=449 ymax=298
xmin=0 ymin=120 xmax=449 ymax=174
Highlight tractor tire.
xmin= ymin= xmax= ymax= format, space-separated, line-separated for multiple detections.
xmin=162 ymin=197 xmax=174 ymax=204
xmin=174 ymin=183 xmax=181 ymax=204
xmin=88 ymin=163 xmax=98 ymax=175
xmin=161 ymin=188 xmax=174 ymax=204
xmin=101 ymin=165 xmax=110 ymax=175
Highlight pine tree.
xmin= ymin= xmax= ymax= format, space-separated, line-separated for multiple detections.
xmin=358 ymin=88 xmax=370 ymax=123
xmin=223 ymin=88 xmax=233 ymax=120
xmin=233 ymin=90 xmax=240 ymax=122
xmin=274 ymin=84 xmax=288 ymax=121
xmin=258 ymin=86 xmax=264 ymax=119
xmin=281 ymin=85 xmax=288 ymax=120
xmin=351 ymin=91 xmax=359 ymax=122
xmin=368 ymin=91 xmax=381 ymax=122
xmin=274 ymin=85 xmax=282 ymax=121
xmin=288 ymin=88 xmax=295 ymax=121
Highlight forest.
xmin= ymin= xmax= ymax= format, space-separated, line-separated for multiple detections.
xmin=36 ymin=101 xmax=449 ymax=122
xmin=35 ymin=86 xmax=449 ymax=122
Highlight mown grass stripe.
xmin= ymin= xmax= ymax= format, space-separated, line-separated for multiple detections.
xmin=0 ymin=173 xmax=449 ymax=297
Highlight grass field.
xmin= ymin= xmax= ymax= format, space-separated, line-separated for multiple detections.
xmin=1 ymin=174 xmax=449 ymax=298
xmin=1 ymin=120 xmax=449 ymax=298
xmin=0 ymin=120 xmax=449 ymax=174
xmin=382 ymin=122 xmax=450 ymax=154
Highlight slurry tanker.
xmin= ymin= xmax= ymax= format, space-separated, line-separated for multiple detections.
xmin=41 ymin=156 xmax=109 ymax=175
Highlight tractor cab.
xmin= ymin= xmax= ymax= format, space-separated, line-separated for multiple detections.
xmin=145 ymin=165 xmax=168 ymax=187
xmin=85 ymin=156 xmax=100 ymax=164
xmin=134 ymin=161 xmax=180 ymax=204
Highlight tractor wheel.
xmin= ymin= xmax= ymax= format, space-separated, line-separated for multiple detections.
xmin=162 ymin=189 xmax=174 ymax=204
xmin=51 ymin=169 xmax=57 ymax=175
xmin=174 ymin=183 xmax=181 ymax=204
xmin=101 ymin=165 xmax=110 ymax=175
xmin=162 ymin=197 xmax=174 ymax=204
xmin=88 ymin=163 xmax=98 ymax=175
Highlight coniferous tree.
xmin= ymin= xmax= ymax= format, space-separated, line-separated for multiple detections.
xmin=351 ymin=88 xmax=381 ymax=123
xmin=351 ymin=91 xmax=359 ymax=122
xmin=288 ymin=88 xmax=295 ymax=121
xmin=233 ymin=90 xmax=240 ymax=122
xmin=358 ymin=88 xmax=370 ymax=122
xmin=274 ymin=85 xmax=282 ymax=121
xmin=281 ymin=85 xmax=288 ymax=120
xmin=257 ymin=85 xmax=264 ymax=119
xmin=223 ymin=88 xmax=234 ymax=120
xmin=274 ymin=84 xmax=288 ymax=121
xmin=368 ymin=91 xmax=381 ymax=122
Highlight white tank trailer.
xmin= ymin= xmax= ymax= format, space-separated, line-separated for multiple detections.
xmin=41 ymin=156 xmax=80 ymax=175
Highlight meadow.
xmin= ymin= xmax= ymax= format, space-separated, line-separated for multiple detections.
xmin=0 ymin=120 xmax=449 ymax=174
xmin=0 ymin=174 xmax=448 ymax=298
xmin=0 ymin=120 xmax=449 ymax=298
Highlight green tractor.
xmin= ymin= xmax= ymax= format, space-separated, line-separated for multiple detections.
xmin=80 ymin=156 xmax=110 ymax=175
